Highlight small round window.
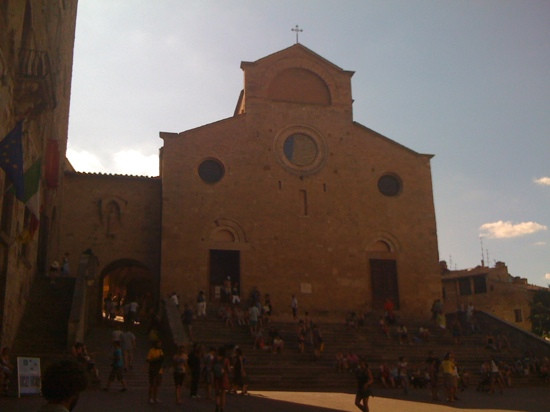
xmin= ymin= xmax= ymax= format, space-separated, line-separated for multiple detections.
xmin=283 ymin=133 xmax=318 ymax=167
xmin=378 ymin=174 xmax=402 ymax=196
xmin=198 ymin=159 xmax=224 ymax=184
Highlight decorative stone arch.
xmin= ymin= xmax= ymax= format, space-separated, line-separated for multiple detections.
xmin=366 ymin=232 xmax=401 ymax=310
xmin=98 ymin=258 xmax=156 ymax=319
xmin=365 ymin=232 xmax=401 ymax=255
xmin=97 ymin=196 xmax=128 ymax=238
xmin=261 ymin=57 xmax=339 ymax=104
xmin=203 ymin=218 xmax=248 ymax=302
xmin=267 ymin=67 xmax=331 ymax=105
xmin=207 ymin=218 xmax=247 ymax=244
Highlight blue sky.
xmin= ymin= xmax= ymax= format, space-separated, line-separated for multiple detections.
xmin=67 ymin=0 xmax=550 ymax=286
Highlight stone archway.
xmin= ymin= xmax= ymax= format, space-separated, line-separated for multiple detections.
xmin=99 ymin=259 xmax=156 ymax=320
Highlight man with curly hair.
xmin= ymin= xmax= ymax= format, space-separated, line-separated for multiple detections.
xmin=39 ymin=359 xmax=87 ymax=411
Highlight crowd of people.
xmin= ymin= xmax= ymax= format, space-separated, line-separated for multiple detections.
xmin=3 ymin=285 xmax=548 ymax=411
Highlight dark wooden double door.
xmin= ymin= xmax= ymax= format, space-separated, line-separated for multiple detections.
xmin=370 ymin=259 xmax=399 ymax=310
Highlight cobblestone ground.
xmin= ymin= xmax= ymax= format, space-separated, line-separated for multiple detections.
xmin=1 ymin=320 xmax=548 ymax=411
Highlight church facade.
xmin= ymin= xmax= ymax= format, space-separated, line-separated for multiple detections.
xmin=158 ymin=44 xmax=441 ymax=317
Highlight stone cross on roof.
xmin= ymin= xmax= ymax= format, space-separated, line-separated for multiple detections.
xmin=291 ymin=25 xmax=303 ymax=44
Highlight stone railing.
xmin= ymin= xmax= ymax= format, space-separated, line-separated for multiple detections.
xmin=475 ymin=310 xmax=550 ymax=357
xmin=66 ymin=253 xmax=99 ymax=348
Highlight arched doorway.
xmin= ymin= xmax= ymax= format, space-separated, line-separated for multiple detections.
xmin=368 ymin=239 xmax=400 ymax=310
xmin=99 ymin=259 xmax=156 ymax=321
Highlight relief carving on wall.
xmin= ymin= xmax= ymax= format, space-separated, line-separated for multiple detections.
xmin=98 ymin=197 xmax=128 ymax=239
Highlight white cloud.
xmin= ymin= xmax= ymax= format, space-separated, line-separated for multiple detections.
xmin=534 ymin=177 xmax=550 ymax=186
xmin=67 ymin=148 xmax=158 ymax=177
xmin=534 ymin=241 xmax=547 ymax=246
xmin=66 ymin=148 xmax=106 ymax=173
xmin=546 ymin=273 xmax=550 ymax=280
xmin=112 ymin=150 xmax=158 ymax=177
xmin=479 ymin=220 xmax=548 ymax=239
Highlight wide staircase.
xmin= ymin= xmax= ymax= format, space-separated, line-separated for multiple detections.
xmin=189 ymin=307 xmax=550 ymax=392
xmin=12 ymin=277 xmax=76 ymax=358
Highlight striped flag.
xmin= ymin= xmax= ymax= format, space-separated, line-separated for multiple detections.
xmin=0 ymin=121 xmax=25 ymax=200
xmin=23 ymin=158 xmax=42 ymax=219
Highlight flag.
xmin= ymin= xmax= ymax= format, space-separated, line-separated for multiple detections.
xmin=22 ymin=158 xmax=41 ymax=218
xmin=0 ymin=121 xmax=25 ymax=200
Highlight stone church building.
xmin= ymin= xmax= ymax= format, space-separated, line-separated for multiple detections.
xmin=61 ymin=44 xmax=441 ymax=319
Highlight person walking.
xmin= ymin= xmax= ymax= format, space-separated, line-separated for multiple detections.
xmin=233 ymin=347 xmax=248 ymax=395
xmin=188 ymin=343 xmax=202 ymax=398
xmin=104 ymin=341 xmax=127 ymax=392
xmin=291 ymin=294 xmax=298 ymax=320
xmin=146 ymin=340 xmax=164 ymax=404
xmin=354 ymin=359 xmax=374 ymax=412
xmin=173 ymin=345 xmax=187 ymax=404
xmin=121 ymin=329 xmax=136 ymax=371
xmin=214 ymin=347 xmax=231 ymax=412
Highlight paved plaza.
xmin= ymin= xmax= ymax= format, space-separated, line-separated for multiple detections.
xmin=1 ymin=385 xmax=549 ymax=412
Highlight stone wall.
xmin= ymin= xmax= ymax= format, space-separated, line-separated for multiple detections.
xmin=60 ymin=172 xmax=161 ymax=315
xmin=0 ymin=0 xmax=78 ymax=348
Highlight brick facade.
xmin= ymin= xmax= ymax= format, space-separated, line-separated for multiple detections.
xmin=59 ymin=173 xmax=161 ymax=319
xmin=159 ymin=45 xmax=441 ymax=318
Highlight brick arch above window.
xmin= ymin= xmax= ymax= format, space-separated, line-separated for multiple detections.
xmin=267 ymin=68 xmax=331 ymax=105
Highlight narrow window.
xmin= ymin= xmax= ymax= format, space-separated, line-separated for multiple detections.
xmin=458 ymin=278 xmax=472 ymax=296
xmin=514 ymin=309 xmax=523 ymax=323
xmin=300 ymin=189 xmax=308 ymax=216
xmin=278 ymin=181 xmax=282 ymax=190
xmin=473 ymin=275 xmax=487 ymax=294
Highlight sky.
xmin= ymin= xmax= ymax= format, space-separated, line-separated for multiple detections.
xmin=67 ymin=0 xmax=550 ymax=286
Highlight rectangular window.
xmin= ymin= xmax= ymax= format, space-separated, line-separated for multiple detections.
xmin=514 ymin=309 xmax=523 ymax=323
xmin=473 ymin=275 xmax=487 ymax=294
xmin=458 ymin=278 xmax=472 ymax=296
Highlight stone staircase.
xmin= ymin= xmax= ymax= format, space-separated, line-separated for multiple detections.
xmin=189 ymin=309 xmax=547 ymax=391
xmin=83 ymin=320 xmax=153 ymax=391
xmin=12 ymin=277 xmax=76 ymax=357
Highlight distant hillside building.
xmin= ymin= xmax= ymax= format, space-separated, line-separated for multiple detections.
xmin=440 ymin=260 xmax=546 ymax=331
xmin=59 ymin=44 xmax=442 ymax=320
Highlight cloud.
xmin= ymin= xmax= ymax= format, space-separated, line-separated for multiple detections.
xmin=479 ymin=220 xmax=548 ymax=239
xmin=534 ymin=177 xmax=550 ymax=186
xmin=112 ymin=150 xmax=158 ymax=177
xmin=546 ymin=273 xmax=550 ymax=280
xmin=534 ymin=241 xmax=547 ymax=246
xmin=67 ymin=148 xmax=106 ymax=173
xmin=67 ymin=148 xmax=159 ymax=177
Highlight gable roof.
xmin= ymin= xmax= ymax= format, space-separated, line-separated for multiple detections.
xmin=241 ymin=43 xmax=354 ymax=77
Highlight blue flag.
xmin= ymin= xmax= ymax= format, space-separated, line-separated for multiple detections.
xmin=0 ymin=122 xmax=25 ymax=200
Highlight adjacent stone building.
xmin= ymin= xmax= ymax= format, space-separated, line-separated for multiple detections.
xmin=441 ymin=260 xmax=546 ymax=331
xmin=0 ymin=0 xmax=78 ymax=348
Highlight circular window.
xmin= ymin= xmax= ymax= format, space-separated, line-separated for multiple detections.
xmin=378 ymin=174 xmax=402 ymax=196
xmin=274 ymin=126 xmax=326 ymax=176
xmin=283 ymin=133 xmax=318 ymax=166
xmin=198 ymin=159 xmax=224 ymax=183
